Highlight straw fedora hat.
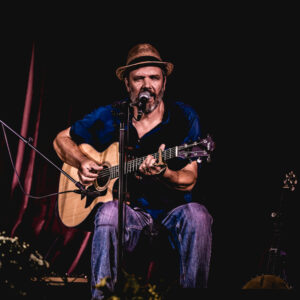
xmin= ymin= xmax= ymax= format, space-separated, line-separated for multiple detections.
xmin=116 ymin=43 xmax=174 ymax=80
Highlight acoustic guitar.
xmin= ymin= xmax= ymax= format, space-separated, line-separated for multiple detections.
xmin=242 ymin=171 xmax=297 ymax=289
xmin=57 ymin=135 xmax=215 ymax=228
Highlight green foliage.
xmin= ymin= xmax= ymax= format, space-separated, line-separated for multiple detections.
xmin=95 ymin=270 xmax=164 ymax=300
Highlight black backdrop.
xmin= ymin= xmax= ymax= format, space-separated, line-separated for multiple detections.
xmin=1 ymin=14 xmax=299 ymax=290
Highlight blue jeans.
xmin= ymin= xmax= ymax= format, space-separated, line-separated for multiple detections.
xmin=91 ymin=201 xmax=213 ymax=300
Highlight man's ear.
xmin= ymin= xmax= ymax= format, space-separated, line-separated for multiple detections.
xmin=124 ymin=77 xmax=130 ymax=92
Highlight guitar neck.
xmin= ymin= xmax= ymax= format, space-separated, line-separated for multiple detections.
xmin=109 ymin=146 xmax=178 ymax=179
xmin=264 ymin=171 xmax=297 ymax=279
xmin=127 ymin=146 xmax=178 ymax=173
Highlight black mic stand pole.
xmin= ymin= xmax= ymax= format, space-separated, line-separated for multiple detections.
xmin=115 ymin=101 xmax=129 ymax=292
xmin=0 ymin=119 xmax=86 ymax=192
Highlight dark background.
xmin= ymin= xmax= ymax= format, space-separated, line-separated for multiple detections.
xmin=1 ymin=9 xmax=299 ymax=291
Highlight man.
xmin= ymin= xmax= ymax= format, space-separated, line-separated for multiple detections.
xmin=53 ymin=43 xmax=213 ymax=299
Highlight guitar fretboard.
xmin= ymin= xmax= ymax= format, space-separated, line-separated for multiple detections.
xmin=108 ymin=146 xmax=178 ymax=178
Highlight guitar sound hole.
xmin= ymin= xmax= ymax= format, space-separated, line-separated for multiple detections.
xmin=95 ymin=165 xmax=110 ymax=188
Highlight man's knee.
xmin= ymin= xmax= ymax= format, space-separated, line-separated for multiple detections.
xmin=182 ymin=202 xmax=213 ymax=230
xmin=94 ymin=201 xmax=119 ymax=228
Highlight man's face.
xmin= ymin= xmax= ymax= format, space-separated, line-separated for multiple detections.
xmin=125 ymin=66 xmax=166 ymax=114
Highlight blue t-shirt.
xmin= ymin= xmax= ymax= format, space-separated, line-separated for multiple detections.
xmin=70 ymin=98 xmax=201 ymax=221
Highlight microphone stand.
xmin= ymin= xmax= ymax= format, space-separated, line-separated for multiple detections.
xmin=114 ymin=100 xmax=130 ymax=292
xmin=0 ymin=119 xmax=86 ymax=192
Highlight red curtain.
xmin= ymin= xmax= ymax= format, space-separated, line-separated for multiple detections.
xmin=1 ymin=40 xmax=91 ymax=277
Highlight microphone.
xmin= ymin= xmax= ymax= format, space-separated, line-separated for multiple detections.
xmin=131 ymin=91 xmax=151 ymax=121
xmin=137 ymin=91 xmax=151 ymax=109
xmin=74 ymin=188 xmax=102 ymax=197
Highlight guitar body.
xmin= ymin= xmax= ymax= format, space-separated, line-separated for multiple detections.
xmin=58 ymin=142 xmax=119 ymax=228
xmin=242 ymin=274 xmax=290 ymax=289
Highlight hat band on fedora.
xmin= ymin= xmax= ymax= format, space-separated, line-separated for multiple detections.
xmin=127 ymin=56 xmax=162 ymax=65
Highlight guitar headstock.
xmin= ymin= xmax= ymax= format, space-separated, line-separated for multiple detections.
xmin=177 ymin=134 xmax=215 ymax=163
xmin=283 ymin=171 xmax=297 ymax=192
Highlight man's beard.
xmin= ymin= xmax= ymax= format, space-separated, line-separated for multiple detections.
xmin=130 ymin=88 xmax=164 ymax=114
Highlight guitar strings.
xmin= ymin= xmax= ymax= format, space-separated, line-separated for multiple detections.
xmin=96 ymin=148 xmax=177 ymax=179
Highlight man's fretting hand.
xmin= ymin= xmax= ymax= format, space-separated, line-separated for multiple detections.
xmin=138 ymin=144 xmax=167 ymax=177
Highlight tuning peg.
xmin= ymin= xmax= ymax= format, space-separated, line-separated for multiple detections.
xmin=207 ymin=142 xmax=211 ymax=151
xmin=271 ymin=212 xmax=277 ymax=218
